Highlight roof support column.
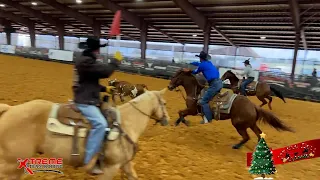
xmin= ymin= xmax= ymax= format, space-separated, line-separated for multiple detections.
xmin=3 ymin=21 xmax=12 ymax=45
xmin=140 ymin=22 xmax=147 ymax=60
xmin=289 ymin=0 xmax=301 ymax=79
xmin=93 ymin=21 xmax=101 ymax=38
xmin=291 ymin=32 xmax=300 ymax=79
xmin=5 ymin=30 xmax=11 ymax=45
xmin=93 ymin=21 xmax=101 ymax=53
xmin=57 ymin=24 xmax=64 ymax=50
xmin=203 ymin=22 xmax=211 ymax=53
xmin=28 ymin=23 xmax=35 ymax=47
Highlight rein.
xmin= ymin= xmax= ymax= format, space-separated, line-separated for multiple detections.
xmin=176 ymin=85 xmax=198 ymax=102
xmin=128 ymin=95 xmax=166 ymax=124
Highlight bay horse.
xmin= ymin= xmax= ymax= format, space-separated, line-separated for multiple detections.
xmin=0 ymin=89 xmax=169 ymax=180
xmin=221 ymin=70 xmax=286 ymax=110
xmin=167 ymin=70 xmax=294 ymax=149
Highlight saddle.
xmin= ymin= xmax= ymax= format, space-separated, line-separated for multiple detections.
xmin=238 ymin=80 xmax=258 ymax=92
xmin=209 ymin=91 xmax=238 ymax=120
xmin=46 ymin=101 xmax=122 ymax=168
xmin=197 ymin=88 xmax=237 ymax=120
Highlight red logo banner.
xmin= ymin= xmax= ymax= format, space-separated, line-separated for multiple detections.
xmin=247 ymin=139 xmax=319 ymax=167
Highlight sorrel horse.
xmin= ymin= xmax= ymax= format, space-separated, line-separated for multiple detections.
xmin=221 ymin=70 xmax=286 ymax=110
xmin=167 ymin=70 xmax=294 ymax=149
xmin=0 ymin=89 xmax=170 ymax=180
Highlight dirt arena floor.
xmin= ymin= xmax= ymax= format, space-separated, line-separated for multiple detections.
xmin=0 ymin=54 xmax=319 ymax=180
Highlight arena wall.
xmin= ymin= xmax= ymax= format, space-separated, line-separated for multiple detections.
xmin=1 ymin=44 xmax=319 ymax=103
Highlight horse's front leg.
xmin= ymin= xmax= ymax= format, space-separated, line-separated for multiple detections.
xmin=176 ymin=108 xmax=197 ymax=127
xmin=98 ymin=164 xmax=121 ymax=180
xmin=122 ymin=161 xmax=138 ymax=180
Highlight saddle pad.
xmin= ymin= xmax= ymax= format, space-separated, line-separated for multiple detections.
xmin=47 ymin=117 xmax=119 ymax=141
xmin=220 ymin=94 xmax=238 ymax=114
xmin=210 ymin=94 xmax=238 ymax=114
xmin=47 ymin=118 xmax=88 ymax=138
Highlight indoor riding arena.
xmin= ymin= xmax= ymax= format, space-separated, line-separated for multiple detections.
xmin=0 ymin=55 xmax=319 ymax=180
xmin=0 ymin=0 xmax=320 ymax=180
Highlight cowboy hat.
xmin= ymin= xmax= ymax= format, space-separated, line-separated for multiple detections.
xmin=78 ymin=36 xmax=107 ymax=50
xmin=243 ymin=59 xmax=250 ymax=64
xmin=195 ymin=51 xmax=211 ymax=60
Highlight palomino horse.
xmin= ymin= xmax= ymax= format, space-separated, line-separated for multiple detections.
xmin=108 ymin=79 xmax=148 ymax=103
xmin=0 ymin=89 xmax=169 ymax=180
xmin=167 ymin=70 xmax=294 ymax=149
xmin=221 ymin=70 xmax=286 ymax=110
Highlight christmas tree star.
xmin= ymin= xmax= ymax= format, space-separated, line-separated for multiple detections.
xmin=260 ymin=132 xmax=266 ymax=138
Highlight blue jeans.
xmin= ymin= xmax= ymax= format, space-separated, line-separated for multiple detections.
xmin=199 ymin=79 xmax=223 ymax=121
xmin=240 ymin=77 xmax=254 ymax=96
xmin=76 ymin=104 xmax=108 ymax=165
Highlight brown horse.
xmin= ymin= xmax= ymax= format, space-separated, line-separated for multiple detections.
xmin=221 ymin=70 xmax=286 ymax=110
xmin=167 ymin=70 xmax=294 ymax=149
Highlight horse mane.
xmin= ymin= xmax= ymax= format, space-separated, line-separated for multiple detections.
xmin=176 ymin=70 xmax=205 ymax=88
xmin=226 ymin=70 xmax=239 ymax=80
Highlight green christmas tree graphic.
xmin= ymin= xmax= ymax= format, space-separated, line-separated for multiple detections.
xmin=249 ymin=133 xmax=276 ymax=178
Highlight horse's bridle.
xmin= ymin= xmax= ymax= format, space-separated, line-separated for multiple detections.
xmin=170 ymin=72 xmax=199 ymax=102
xmin=128 ymin=93 xmax=168 ymax=125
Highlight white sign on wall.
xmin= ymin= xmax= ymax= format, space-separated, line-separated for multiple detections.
xmin=48 ymin=49 xmax=74 ymax=62
xmin=0 ymin=45 xmax=16 ymax=54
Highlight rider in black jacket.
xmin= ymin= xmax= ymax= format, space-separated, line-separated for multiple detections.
xmin=73 ymin=37 xmax=121 ymax=174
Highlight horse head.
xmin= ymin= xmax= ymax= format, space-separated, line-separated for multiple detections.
xmin=167 ymin=69 xmax=194 ymax=91
xmin=130 ymin=88 xmax=170 ymax=126
xmin=221 ymin=70 xmax=238 ymax=81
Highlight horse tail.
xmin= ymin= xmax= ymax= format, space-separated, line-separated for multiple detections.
xmin=255 ymin=106 xmax=294 ymax=132
xmin=0 ymin=104 xmax=11 ymax=117
xmin=270 ymin=86 xmax=286 ymax=103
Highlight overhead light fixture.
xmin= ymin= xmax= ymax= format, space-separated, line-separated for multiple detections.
xmin=0 ymin=4 xmax=5 ymax=7
xmin=192 ymin=34 xmax=197 ymax=37
xmin=260 ymin=36 xmax=266 ymax=39
xmin=76 ymin=0 xmax=82 ymax=4
xmin=31 ymin=2 xmax=38 ymax=6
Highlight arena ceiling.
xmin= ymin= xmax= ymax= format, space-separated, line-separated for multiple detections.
xmin=0 ymin=0 xmax=320 ymax=51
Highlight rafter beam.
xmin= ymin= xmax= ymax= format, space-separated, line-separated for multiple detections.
xmin=38 ymin=0 xmax=93 ymax=26
xmin=95 ymin=0 xmax=183 ymax=44
xmin=0 ymin=0 xmax=89 ymax=36
xmin=38 ymin=0 xmax=137 ymax=41
xmin=172 ymin=0 xmax=235 ymax=46
xmin=0 ymin=9 xmax=32 ymax=27
xmin=149 ymin=25 xmax=184 ymax=44
xmin=0 ymin=0 xmax=60 ymax=27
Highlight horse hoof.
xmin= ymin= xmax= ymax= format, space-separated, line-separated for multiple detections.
xmin=232 ymin=144 xmax=241 ymax=149
xmin=184 ymin=120 xmax=190 ymax=127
